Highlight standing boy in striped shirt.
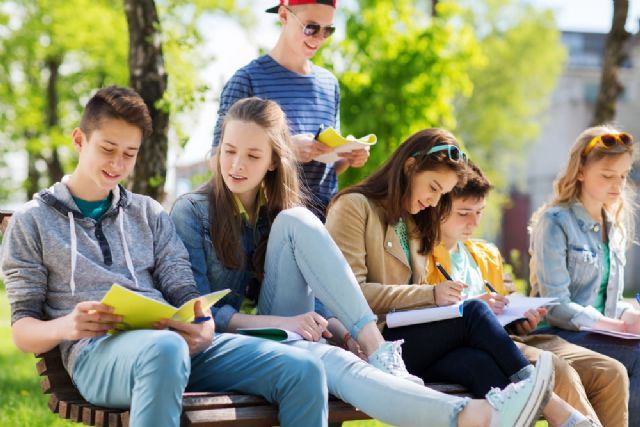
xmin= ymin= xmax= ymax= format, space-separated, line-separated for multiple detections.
xmin=213 ymin=0 xmax=370 ymax=220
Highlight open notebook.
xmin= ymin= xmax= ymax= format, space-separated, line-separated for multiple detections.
xmin=101 ymin=283 xmax=230 ymax=332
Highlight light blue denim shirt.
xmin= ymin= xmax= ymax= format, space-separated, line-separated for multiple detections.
xmin=530 ymin=201 xmax=632 ymax=330
xmin=170 ymin=190 xmax=332 ymax=332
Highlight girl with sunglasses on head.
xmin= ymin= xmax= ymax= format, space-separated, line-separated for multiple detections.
xmin=172 ymin=97 xmax=558 ymax=427
xmin=212 ymin=0 xmax=369 ymax=220
xmin=326 ymin=128 xmax=598 ymax=427
xmin=529 ymin=125 xmax=640 ymax=425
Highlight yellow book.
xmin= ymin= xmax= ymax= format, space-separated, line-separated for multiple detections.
xmin=101 ymin=283 xmax=230 ymax=332
xmin=314 ymin=127 xmax=377 ymax=164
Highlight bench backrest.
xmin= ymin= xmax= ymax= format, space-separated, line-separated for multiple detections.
xmin=0 ymin=209 xmax=12 ymax=234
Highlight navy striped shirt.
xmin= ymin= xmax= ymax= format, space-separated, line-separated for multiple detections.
xmin=213 ymin=55 xmax=340 ymax=217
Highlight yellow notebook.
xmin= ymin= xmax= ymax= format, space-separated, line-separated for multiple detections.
xmin=101 ymin=283 xmax=230 ymax=332
xmin=314 ymin=127 xmax=377 ymax=164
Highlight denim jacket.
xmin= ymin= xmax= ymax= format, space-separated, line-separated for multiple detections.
xmin=170 ymin=190 xmax=331 ymax=332
xmin=530 ymin=201 xmax=632 ymax=330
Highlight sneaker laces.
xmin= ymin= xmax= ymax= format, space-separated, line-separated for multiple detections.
xmin=376 ymin=340 xmax=406 ymax=372
xmin=486 ymin=381 xmax=525 ymax=409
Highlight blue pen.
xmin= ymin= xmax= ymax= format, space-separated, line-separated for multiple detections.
xmin=636 ymin=293 xmax=640 ymax=305
xmin=435 ymin=262 xmax=453 ymax=281
xmin=193 ymin=316 xmax=211 ymax=324
xmin=314 ymin=124 xmax=325 ymax=140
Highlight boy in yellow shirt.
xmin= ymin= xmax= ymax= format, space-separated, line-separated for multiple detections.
xmin=428 ymin=162 xmax=628 ymax=427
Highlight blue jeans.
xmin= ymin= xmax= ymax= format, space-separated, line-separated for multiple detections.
xmin=72 ymin=331 xmax=327 ymax=427
xmin=257 ymin=207 xmax=470 ymax=427
xmin=535 ymin=326 xmax=639 ymax=426
xmin=383 ymin=299 xmax=532 ymax=397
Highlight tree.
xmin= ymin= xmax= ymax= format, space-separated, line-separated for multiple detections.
xmin=316 ymin=0 xmax=483 ymax=187
xmin=0 ymin=0 xmax=129 ymax=197
xmin=592 ymin=0 xmax=630 ymax=125
xmin=124 ymin=0 xmax=169 ymax=201
xmin=123 ymin=0 xmax=250 ymax=200
xmin=0 ymin=0 xmax=246 ymax=201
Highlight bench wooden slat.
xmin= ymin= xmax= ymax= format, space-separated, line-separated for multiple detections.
xmin=41 ymin=372 xmax=76 ymax=393
xmin=182 ymin=393 xmax=269 ymax=410
xmin=182 ymin=405 xmax=279 ymax=427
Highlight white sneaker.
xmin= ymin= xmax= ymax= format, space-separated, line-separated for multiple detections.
xmin=487 ymin=351 xmax=554 ymax=427
xmin=368 ymin=340 xmax=425 ymax=386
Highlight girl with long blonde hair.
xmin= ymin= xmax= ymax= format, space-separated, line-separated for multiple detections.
xmin=529 ymin=125 xmax=639 ymax=424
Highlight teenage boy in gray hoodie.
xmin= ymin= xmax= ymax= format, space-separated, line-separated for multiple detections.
xmin=1 ymin=86 xmax=327 ymax=427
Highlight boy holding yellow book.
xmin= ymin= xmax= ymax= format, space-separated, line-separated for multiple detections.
xmin=2 ymin=86 xmax=327 ymax=427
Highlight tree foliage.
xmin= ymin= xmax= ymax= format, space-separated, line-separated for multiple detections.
xmin=454 ymin=0 xmax=565 ymax=236
xmin=0 ymin=0 xmax=129 ymax=198
xmin=455 ymin=0 xmax=565 ymax=188
xmin=0 ymin=0 xmax=247 ymax=201
xmin=317 ymin=0 xmax=484 ymax=187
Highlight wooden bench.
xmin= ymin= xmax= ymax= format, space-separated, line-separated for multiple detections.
xmin=35 ymin=347 xmax=470 ymax=427
xmin=2 ymin=209 xmax=471 ymax=426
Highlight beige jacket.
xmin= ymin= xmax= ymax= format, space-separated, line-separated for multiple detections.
xmin=326 ymin=193 xmax=437 ymax=328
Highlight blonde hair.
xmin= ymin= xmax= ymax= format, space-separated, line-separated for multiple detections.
xmin=530 ymin=125 xmax=636 ymax=245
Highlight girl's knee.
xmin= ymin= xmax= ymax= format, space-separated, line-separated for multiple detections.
xmin=273 ymin=207 xmax=321 ymax=233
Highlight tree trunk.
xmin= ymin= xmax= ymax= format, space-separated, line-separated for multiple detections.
xmin=431 ymin=0 xmax=438 ymax=17
xmin=591 ymin=0 xmax=630 ymax=126
xmin=46 ymin=56 xmax=65 ymax=184
xmin=123 ymin=0 xmax=169 ymax=201
xmin=26 ymin=149 xmax=40 ymax=199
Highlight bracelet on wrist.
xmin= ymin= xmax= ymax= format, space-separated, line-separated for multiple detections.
xmin=342 ymin=332 xmax=352 ymax=349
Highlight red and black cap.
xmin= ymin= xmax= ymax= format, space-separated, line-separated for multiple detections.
xmin=266 ymin=0 xmax=336 ymax=14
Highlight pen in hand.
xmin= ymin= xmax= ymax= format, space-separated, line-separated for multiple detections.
xmin=484 ymin=280 xmax=498 ymax=293
xmin=484 ymin=280 xmax=509 ymax=307
xmin=435 ymin=262 xmax=453 ymax=281
xmin=193 ymin=316 xmax=212 ymax=324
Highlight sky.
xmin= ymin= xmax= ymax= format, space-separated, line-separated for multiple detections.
xmin=174 ymin=0 xmax=640 ymax=170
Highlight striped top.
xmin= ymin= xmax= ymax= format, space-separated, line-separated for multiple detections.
xmin=213 ymin=55 xmax=341 ymax=218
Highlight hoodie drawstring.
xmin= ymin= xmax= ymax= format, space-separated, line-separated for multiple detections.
xmin=118 ymin=207 xmax=139 ymax=287
xmin=68 ymin=212 xmax=77 ymax=296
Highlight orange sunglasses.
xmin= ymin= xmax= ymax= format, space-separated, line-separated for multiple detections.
xmin=582 ymin=132 xmax=634 ymax=157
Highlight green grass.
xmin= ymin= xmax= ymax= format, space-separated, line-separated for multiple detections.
xmin=0 ymin=288 xmax=82 ymax=426
xmin=0 ymin=286 xmax=547 ymax=426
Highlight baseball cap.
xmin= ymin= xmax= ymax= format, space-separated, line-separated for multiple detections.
xmin=266 ymin=0 xmax=336 ymax=14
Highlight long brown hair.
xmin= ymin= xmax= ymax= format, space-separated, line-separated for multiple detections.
xmin=529 ymin=125 xmax=636 ymax=245
xmin=202 ymin=97 xmax=303 ymax=280
xmin=331 ymin=128 xmax=468 ymax=255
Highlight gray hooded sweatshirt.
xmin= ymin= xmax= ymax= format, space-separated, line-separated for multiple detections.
xmin=2 ymin=179 xmax=201 ymax=374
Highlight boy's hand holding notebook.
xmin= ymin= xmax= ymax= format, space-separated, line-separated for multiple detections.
xmin=100 ymin=283 xmax=229 ymax=332
xmin=313 ymin=126 xmax=377 ymax=164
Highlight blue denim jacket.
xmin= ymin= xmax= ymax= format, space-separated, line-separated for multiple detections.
xmin=530 ymin=201 xmax=632 ymax=330
xmin=170 ymin=191 xmax=332 ymax=332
